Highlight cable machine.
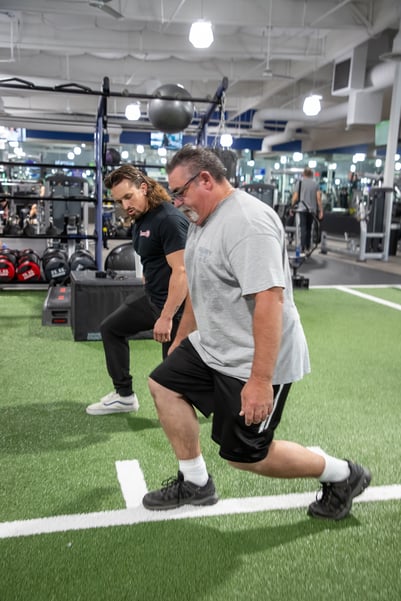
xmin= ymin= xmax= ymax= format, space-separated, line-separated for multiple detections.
xmin=320 ymin=187 xmax=395 ymax=261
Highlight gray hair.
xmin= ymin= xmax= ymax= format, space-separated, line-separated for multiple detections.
xmin=166 ymin=145 xmax=227 ymax=182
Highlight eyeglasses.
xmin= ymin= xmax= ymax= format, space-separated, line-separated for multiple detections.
xmin=170 ymin=172 xmax=201 ymax=202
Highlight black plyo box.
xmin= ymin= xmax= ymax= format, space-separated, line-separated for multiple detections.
xmin=70 ymin=271 xmax=150 ymax=341
xmin=42 ymin=285 xmax=71 ymax=326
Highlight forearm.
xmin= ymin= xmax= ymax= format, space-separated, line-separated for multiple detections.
xmin=240 ymin=287 xmax=284 ymax=425
xmin=317 ymin=192 xmax=323 ymax=213
xmin=160 ymin=268 xmax=187 ymax=320
xmin=173 ymin=293 xmax=197 ymax=342
xmin=250 ymin=288 xmax=283 ymax=382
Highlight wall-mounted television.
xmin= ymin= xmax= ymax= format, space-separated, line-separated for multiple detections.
xmin=331 ymin=43 xmax=367 ymax=96
xmin=150 ymin=131 xmax=183 ymax=150
xmin=332 ymin=58 xmax=352 ymax=93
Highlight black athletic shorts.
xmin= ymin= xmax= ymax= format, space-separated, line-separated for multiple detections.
xmin=149 ymin=338 xmax=292 ymax=463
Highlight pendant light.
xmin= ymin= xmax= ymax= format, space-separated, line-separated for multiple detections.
xmin=189 ymin=1 xmax=214 ymax=49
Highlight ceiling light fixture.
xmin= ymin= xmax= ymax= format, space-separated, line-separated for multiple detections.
xmin=302 ymin=94 xmax=322 ymax=116
xmin=125 ymin=102 xmax=141 ymax=121
xmin=220 ymin=133 xmax=233 ymax=148
xmin=189 ymin=20 xmax=214 ymax=48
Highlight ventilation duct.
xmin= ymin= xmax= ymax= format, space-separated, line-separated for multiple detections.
xmin=254 ymin=104 xmax=348 ymax=152
xmin=253 ymin=59 xmax=397 ymax=152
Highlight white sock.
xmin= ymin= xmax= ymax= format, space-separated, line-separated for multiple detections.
xmin=179 ymin=455 xmax=209 ymax=487
xmin=315 ymin=451 xmax=350 ymax=483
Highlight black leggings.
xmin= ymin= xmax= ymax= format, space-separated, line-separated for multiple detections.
xmin=100 ymin=292 xmax=179 ymax=396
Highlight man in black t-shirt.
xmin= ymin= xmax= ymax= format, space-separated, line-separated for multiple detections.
xmin=86 ymin=165 xmax=188 ymax=416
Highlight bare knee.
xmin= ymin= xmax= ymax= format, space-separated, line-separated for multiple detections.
xmin=148 ymin=377 xmax=179 ymax=408
xmin=227 ymin=459 xmax=250 ymax=471
xmin=148 ymin=377 xmax=164 ymax=400
xmin=227 ymin=459 xmax=264 ymax=474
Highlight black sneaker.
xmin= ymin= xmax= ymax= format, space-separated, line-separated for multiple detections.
xmin=308 ymin=460 xmax=371 ymax=520
xmin=143 ymin=471 xmax=218 ymax=511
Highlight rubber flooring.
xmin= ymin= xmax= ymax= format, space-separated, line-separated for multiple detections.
xmin=295 ymin=250 xmax=401 ymax=287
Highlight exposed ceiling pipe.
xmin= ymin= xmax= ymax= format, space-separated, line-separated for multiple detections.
xmin=255 ymin=58 xmax=397 ymax=151
xmin=252 ymin=103 xmax=348 ymax=130
xmin=367 ymin=61 xmax=396 ymax=90
xmin=260 ymin=121 xmax=308 ymax=152
xmin=0 ymin=11 xmax=16 ymax=63
xmin=160 ymin=0 xmax=188 ymax=32
xmin=309 ymin=0 xmax=354 ymax=27
xmin=254 ymin=103 xmax=348 ymax=151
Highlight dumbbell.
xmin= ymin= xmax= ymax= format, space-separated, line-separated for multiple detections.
xmin=16 ymin=249 xmax=42 ymax=282
xmin=69 ymin=249 xmax=97 ymax=271
xmin=45 ymin=218 xmax=61 ymax=237
xmin=0 ymin=248 xmax=18 ymax=282
xmin=3 ymin=216 xmax=23 ymax=236
xmin=42 ymin=247 xmax=70 ymax=283
xmin=23 ymin=220 xmax=38 ymax=236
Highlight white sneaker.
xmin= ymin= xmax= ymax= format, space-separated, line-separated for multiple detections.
xmin=86 ymin=391 xmax=139 ymax=415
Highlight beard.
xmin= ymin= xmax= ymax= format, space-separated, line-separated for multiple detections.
xmin=177 ymin=205 xmax=199 ymax=223
xmin=126 ymin=208 xmax=146 ymax=221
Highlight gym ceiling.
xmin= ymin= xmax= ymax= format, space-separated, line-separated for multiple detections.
xmin=0 ymin=0 xmax=400 ymax=153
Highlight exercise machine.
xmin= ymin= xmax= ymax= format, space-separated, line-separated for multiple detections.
xmin=320 ymin=187 xmax=394 ymax=261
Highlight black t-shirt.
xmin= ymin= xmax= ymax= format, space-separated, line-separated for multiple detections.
xmin=132 ymin=202 xmax=188 ymax=309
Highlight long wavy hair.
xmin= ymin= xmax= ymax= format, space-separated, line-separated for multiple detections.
xmin=104 ymin=164 xmax=171 ymax=209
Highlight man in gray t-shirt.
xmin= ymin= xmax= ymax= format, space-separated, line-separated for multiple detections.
xmin=142 ymin=146 xmax=371 ymax=522
xmin=186 ymin=188 xmax=310 ymax=385
xmin=291 ymin=167 xmax=323 ymax=251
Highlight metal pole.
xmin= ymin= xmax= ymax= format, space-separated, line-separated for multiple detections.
xmin=196 ymin=77 xmax=229 ymax=146
xmin=382 ymin=24 xmax=401 ymax=260
xmin=94 ymin=77 xmax=109 ymax=270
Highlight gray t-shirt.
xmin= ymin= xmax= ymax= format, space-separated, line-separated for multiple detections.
xmin=296 ymin=177 xmax=319 ymax=212
xmin=186 ymin=189 xmax=310 ymax=384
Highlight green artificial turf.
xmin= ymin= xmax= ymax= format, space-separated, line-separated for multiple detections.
xmin=0 ymin=505 xmax=400 ymax=601
xmin=0 ymin=288 xmax=400 ymax=601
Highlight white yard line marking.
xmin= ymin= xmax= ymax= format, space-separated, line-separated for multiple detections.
xmin=310 ymin=284 xmax=401 ymax=290
xmin=1 ymin=485 xmax=400 ymax=540
xmin=115 ymin=460 xmax=148 ymax=508
xmin=336 ymin=286 xmax=401 ymax=311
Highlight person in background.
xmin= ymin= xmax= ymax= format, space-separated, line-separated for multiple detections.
xmin=0 ymin=182 xmax=9 ymax=225
xmin=291 ymin=167 xmax=323 ymax=252
xmin=142 ymin=145 xmax=371 ymax=521
xmin=86 ymin=164 xmax=188 ymax=416
xmin=0 ymin=196 xmax=9 ymax=223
